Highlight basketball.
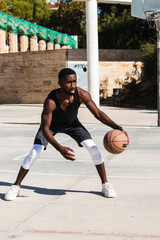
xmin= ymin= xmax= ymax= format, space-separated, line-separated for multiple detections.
xmin=103 ymin=129 xmax=128 ymax=154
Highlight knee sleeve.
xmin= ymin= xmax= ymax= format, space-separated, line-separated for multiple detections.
xmin=22 ymin=144 xmax=44 ymax=170
xmin=81 ymin=139 xmax=104 ymax=165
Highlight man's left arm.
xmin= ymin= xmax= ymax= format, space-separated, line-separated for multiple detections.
xmin=78 ymin=88 xmax=128 ymax=136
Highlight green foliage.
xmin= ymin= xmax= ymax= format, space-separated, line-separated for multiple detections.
xmin=140 ymin=42 xmax=157 ymax=83
xmin=7 ymin=0 xmax=51 ymax=26
xmin=121 ymin=43 xmax=157 ymax=108
xmin=121 ymin=79 xmax=157 ymax=108
xmin=49 ymin=1 xmax=86 ymax=47
xmin=98 ymin=4 xmax=156 ymax=49
xmin=0 ymin=0 xmax=11 ymax=14
xmin=121 ymin=80 xmax=140 ymax=105
xmin=8 ymin=0 xmax=33 ymax=21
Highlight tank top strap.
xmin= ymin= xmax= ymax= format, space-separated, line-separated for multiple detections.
xmin=47 ymin=88 xmax=60 ymax=106
xmin=74 ymin=87 xmax=79 ymax=102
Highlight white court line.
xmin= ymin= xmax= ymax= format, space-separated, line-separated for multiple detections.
xmin=88 ymin=125 xmax=158 ymax=129
xmin=32 ymin=159 xmax=91 ymax=162
xmin=12 ymin=127 xmax=98 ymax=161
xmin=0 ymin=169 xmax=160 ymax=179
xmin=12 ymin=158 xmax=92 ymax=162
xmin=12 ymin=154 xmax=27 ymax=160
xmin=12 ymin=158 xmax=160 ymax=163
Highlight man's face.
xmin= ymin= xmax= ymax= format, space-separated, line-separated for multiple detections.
xmin=59 ymin=74 xmax=77 ymax=95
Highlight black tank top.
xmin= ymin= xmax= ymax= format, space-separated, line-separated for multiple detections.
xmin=48 ymin=87 xmax=80 ymax=130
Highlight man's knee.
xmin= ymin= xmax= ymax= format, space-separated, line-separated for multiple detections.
xmin=81 ymin=139 xmax=104 ymax=165
xmin=22 ymin=144 xmax=44 ymax=170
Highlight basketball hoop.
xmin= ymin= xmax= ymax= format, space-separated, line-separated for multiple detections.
xmin=145 ymin=10 xmax=160 ymax=31
xmin=132 ymin=0 xmax=160 ymax=126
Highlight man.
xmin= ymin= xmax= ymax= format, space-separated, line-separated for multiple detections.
xmin=5 ymin=68 xmax=128 ymax=201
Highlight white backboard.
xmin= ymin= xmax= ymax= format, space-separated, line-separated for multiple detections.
xmin=144 ymin=0 xmax=160 ymax=12
xmin=73 ymin=0 xmax=131 ymax=4
xmin=131 ymin=0 xmax=160 ymax=19
xmin=131 ymin=0 xmax=145 ymax=19
xmin=97 ymin=0 xmax=131 ymax=4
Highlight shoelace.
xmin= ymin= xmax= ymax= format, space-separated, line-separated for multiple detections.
xmin=8 ymin=186 xmax=19 ymax=194
xmin=105 ymin=183 xmax=113 ymax=189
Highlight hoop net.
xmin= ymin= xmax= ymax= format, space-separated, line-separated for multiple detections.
xmin=145 ymin=10 xmax=160 ymax=31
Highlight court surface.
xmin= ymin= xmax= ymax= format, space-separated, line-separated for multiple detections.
xmin=0 ymin=104 xmax=160 ymax=240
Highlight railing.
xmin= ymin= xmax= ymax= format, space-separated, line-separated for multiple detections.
xmin=0 ymin=12 xmax=77 ymax=53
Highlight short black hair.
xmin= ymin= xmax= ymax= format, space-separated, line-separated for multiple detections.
xmin=58 ymin=68 xmax=76 ymax=82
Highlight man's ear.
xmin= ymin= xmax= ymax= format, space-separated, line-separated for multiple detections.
xmin=58 ymin=80 xmax=62 ymax=86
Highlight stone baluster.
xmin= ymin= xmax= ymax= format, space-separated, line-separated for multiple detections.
xmin=30 ymin=36 xmax=38 ymax=51
xmin=39 ymin=40 xmax=46 ymax=51
xmin=61 ymin=45 xmax=70 ymax=49
xmin=20 ymin=35 xmax=28 ymax=52
xmin=55 ymin=44 xmax=61 ymax=49
xmin=9 ymin=32 xmax=18 ymax=53
xmin=0 ymin=29 xmax=6 ymax=54
xmin=47 ymin=42 xmax=54 ymax=50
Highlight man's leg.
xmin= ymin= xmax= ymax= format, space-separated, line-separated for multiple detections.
xmin=81 ymin=139 xmax=116 ymax=198
xmin=14 ymin=166 xmax=29 ymax=186
xmin=95 ymin=162 xmax=107 ymax=184
xmin=4 ymin=144 xmax=44 ymax=201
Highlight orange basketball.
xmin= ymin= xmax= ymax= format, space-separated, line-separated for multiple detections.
xmin=103 ymin=129 xmax=128 ymax=154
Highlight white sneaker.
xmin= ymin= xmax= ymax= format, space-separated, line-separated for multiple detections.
xmin=4 ymin=185 xmax=20 ymax=201
xmin=102 ymin=182 xmax=116 ymax=198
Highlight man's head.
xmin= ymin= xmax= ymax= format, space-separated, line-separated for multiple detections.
xmin=58 ymin=68 xmax=77 ymax=95
xmin=58 ymin=68 xmax=76 ymax=82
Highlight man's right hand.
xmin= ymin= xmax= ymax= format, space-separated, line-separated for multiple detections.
xmin=59 ymin=146 xmax=76 ymax=161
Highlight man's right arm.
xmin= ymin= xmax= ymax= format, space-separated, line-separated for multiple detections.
xmin=41 ymin=98 xmax=76 ymax=160
xmin=41 ymin=98 xmax=61 ymax=151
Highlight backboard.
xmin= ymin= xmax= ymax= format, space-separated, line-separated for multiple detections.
xmin=73 ymin=0 xmax=132 ymax=3
xmin=131 ymin=0 xmax=160 ymax=20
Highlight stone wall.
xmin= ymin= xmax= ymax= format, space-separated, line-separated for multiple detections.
xmin=67 ymin=49 xmax=141 ymax=61
xmin=0 ymin=49 xmax=141 ymax=104
xmin=99 ymin=61 xmax=142 ymax=98
xmin=67 ymin=49 xmax=142 ymax=98
xmin=0 ymin=50 xmax=66 ymax=104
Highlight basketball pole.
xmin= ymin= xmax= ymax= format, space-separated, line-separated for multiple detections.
xmin=86 ymin=0 xmax=99 ymax=107
xmin=157 ymin=30 xmax=160 ymax=126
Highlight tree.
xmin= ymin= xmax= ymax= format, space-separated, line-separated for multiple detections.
xmin=7 ymin=0 xmax=51 ymax=26
xmin=0 ymin=0 xmax=11 ymax=14
xmin=120 ymin=42 xmax=157 ymax=108
xmin=98 ymin=4 xmax=156 ymax=49
xmin=32 ymin=0 xmax=51 ymax=26
xmin=50 ymin=1 xmax=86 ymax=47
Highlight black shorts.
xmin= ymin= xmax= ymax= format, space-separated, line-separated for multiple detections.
xmin=34 ymin=120 xmax=92 ymax=149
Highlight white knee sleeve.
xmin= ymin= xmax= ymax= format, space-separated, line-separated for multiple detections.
xmin=81 ymin=139 xmax=104 ymax=165
xmin=22 ymin=144 xmax=44 ymax=170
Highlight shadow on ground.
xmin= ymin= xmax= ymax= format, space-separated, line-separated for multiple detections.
xmin=0 ymin=181 xmax=102 ymax=200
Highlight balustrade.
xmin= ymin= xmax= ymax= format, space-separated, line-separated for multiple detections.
xmin=0 ymin=12 xmax=77 ymax=54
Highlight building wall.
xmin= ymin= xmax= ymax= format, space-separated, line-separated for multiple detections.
xmin=0 ymin=49 xmax=141 ymax=104
xmin=67 ymin=49 xmax=141 ymax=61
xmin=0 ymin=50 xmax=66 ymax=104
xmin=67 ymin=49 xmax=142 ymax=98
xmin=99 ymin=61 xmax=142 ymax=97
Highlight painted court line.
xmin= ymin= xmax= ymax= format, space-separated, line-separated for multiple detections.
xmin=11 ymin=127 xmax=99 ymax=161
xmin=12 ymin=154 xmax=27 ymax=161
xmin=12 ymin=157 xmax=92 ymax=162
xmin=0 ymin=169 xmax=160 ymax=179
xmin=0 ymin=229 xmax=160 ymax=239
